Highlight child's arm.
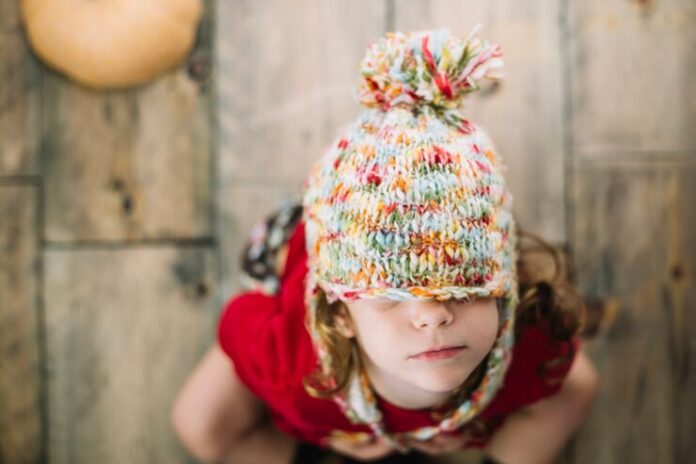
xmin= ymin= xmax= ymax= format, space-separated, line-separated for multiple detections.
xmin=483 ymin=349 xmax=599 ymax=464
xmin=170 ymin=344 xmax=297 ymax=463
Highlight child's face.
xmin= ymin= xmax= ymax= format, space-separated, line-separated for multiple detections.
xmin=339 ymin=296 xmax=499 ymax=402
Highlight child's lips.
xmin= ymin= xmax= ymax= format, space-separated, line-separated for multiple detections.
xmin=409 ymin=345 xmax=467 ymax=361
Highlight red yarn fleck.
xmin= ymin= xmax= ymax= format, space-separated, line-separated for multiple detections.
xmin=421 ymin=36 xmax=437 ymax=74
xmin=444 ymin=254 xmax=462 ymax=266
xmin=365 ymin=77 xmax=379 ymax=91
xmin=405 ymin=89 xmax=422 ymax=103
xmin=421 ymin=36 xmax=454 ymax=99
xmin=362 ymin=164 xmax=382 ymax=186
xmin=436 ymin=74 xmax=454 ymax=99
xmin=474 ymin=159 xmax=491 ymax=174
xmin=472 ymin=272 xmax=485 ymax=285
xmin=458 ymin=119 xmax=475 ymax=135
xmin=366 ymin=173 xmax=381 ymax=186
xmin=432 ymin=145 xmax=455 ymax=165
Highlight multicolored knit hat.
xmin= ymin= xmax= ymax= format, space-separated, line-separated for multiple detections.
xmin=302 ymin=25 xmax=518 ymax=449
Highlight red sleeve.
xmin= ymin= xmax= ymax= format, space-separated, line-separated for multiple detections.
xmin=217 ymin=222 xmax=310 ymax=396
xmin=217 ymin=292 xmax=290 ymax=394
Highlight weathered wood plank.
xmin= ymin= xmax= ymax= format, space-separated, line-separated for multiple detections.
xmin=0 ymin=185 xmax=42 ymax=463
xmin=0 ymin=0 xmax=41 ymax=175
xmin=393 ymin=0 xmax=567 ymax=243
xmin=570 ymin=159 xmax=696 ymax=463
xmin=568 ymin=0 xmax=696 ymax=156
xmin=44 ymin=245 xmax=218 ymax=463
xmin=216 ymin=0 xmax=387 ymax=184
xmin=42 ymin=2 xmax=214 ymax=243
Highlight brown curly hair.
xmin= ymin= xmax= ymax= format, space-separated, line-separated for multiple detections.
xmin=303 ymin=226 xmax=586 ymax=400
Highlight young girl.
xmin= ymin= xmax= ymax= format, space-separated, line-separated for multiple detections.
xmin=171 ymin=26 xmax=599 ymax=464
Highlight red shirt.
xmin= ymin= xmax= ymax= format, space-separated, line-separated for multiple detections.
xmin=218 ymin=221 xmax=579 ymax=448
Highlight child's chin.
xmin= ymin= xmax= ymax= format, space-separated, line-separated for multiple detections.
xmin=411 ymin=369 xmax=470 ymax=393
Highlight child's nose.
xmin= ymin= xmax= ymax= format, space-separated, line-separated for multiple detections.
xmin=410 ymin=301 xmax=454 ymax=330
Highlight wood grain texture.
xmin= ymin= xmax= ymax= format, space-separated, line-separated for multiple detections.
xmin=0 ymin=0 xmax=41 ymax=175
xmin=44 ymin=245 xmax=218 ymax=463
xmin=568 ymin=0 xmax=696 ymax=156
xmin=393 ymin=0 xmax=567 ymax=243
xmin=42 ymin=3 xmax=214 ymax=243
xmin=0 ymin=186 xmax=42 ymax=463
xmin=216 ymin=0 xmax=387 ymax=184
xmin=569 ymin=159 xmax=696 ymax=463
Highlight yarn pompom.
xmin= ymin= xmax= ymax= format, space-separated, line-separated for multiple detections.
xmin=357 ymin=24 xmax=503 ymax=112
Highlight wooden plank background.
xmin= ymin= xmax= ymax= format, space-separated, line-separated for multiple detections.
xmin=1 ymin=0 xmax=694 ymax=463
xmin=565 ymin=1 xmax=696 ymax=462
xmin=0 ymin=1 xmax=43 ymax=463
xmin=570 ymin=161 xmax=696 ymax=463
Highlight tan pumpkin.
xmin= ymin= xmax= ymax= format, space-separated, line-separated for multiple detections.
xmin=19 ymin=0 xmax=203 ymax=89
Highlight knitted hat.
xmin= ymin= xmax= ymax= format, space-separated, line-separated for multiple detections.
xmin=302 ymin=25 xmax=518 ymax=449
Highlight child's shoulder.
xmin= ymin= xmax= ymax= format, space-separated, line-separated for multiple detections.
xmin=513 ymin=319 xmax=579 ymax=381
xmin=216 ymin=278 xmax=315 ymax=394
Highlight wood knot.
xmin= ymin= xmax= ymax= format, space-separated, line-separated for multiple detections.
xmin=195 ymin=281 xmax=209 ymax=298
xmin=670 ymin=263 xmax=684 ymax=282
xmin=109 ymin=178 xmax=125 ymax=192
xmin=187 ymin=51 xmax=211 ymax=83
xmin=121 ymin=194 xmax=134 ymax=216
